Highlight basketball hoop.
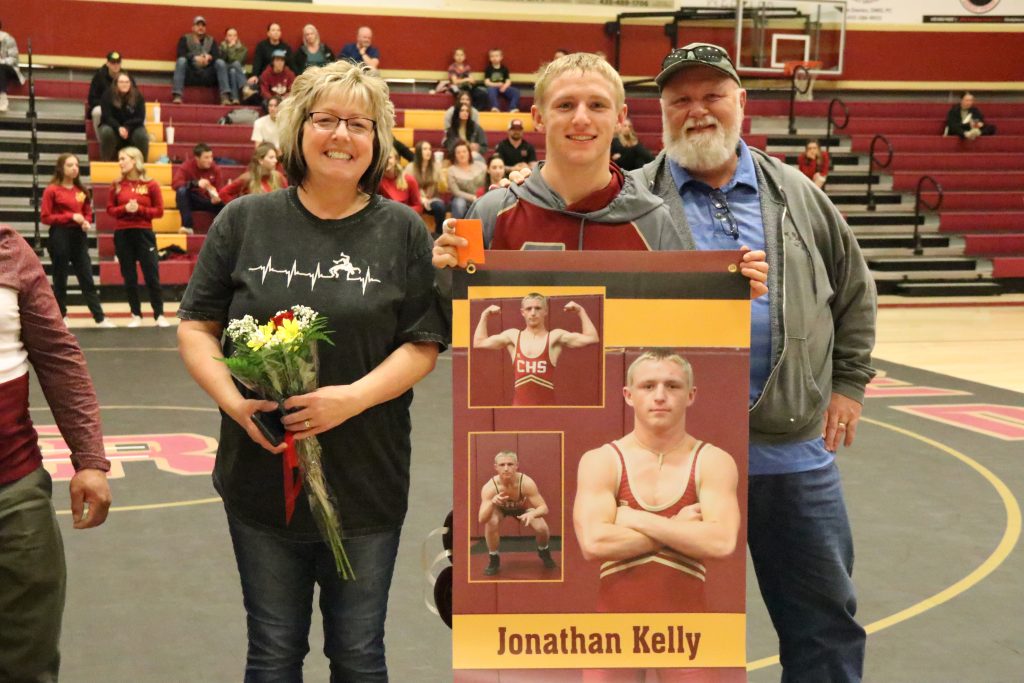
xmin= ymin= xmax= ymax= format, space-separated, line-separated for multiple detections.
xmin=784 ymin=60 xmax=823 ymax=101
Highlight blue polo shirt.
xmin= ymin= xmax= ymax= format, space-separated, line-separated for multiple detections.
xmin=669 ymin=140 xmax=833 ymax=475
xmin=340 ymin=43 xmax=380 ymax=65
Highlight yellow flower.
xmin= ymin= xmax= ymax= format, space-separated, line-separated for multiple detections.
xmin=247 ymin=337 xmax=265 ymax=351
xmin=275 ymin=317 xmax=301 ymax=344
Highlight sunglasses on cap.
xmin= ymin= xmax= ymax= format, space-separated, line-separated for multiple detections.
xmin=661 ymin=44 xmax=732 ymax=70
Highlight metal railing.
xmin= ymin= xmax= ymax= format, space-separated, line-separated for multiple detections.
xmin=787 ymin=65 xmax=813 ymax=135
xmin=866 ymin=134 xmax=893 ymax=212
xmin=824 ymin=97 xmax=849 ymax=162
xmin=28 ymin=39 xmax=42 ymax=255
xmin=912 ymin=176 xmax=944 ymax=256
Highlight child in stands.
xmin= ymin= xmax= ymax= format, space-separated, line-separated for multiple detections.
xmin=106 ymin=147 xmax=169 ymax=328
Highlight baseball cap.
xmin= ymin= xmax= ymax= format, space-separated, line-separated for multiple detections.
xmin=508 ymin=118 xmax=524 ymax=130
xmin=655 ymin=42 xmax=741 ymax=90
xmin=272 ymin=49 xmax=287 ymax=58
xmin=193 ymin=15 xmax=206 ymax=24
xmin=106 ymin=51 xmax=122 ymax=63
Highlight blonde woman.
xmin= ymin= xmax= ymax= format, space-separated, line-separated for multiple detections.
xmin=377 ymin=147 xmax=421 ymax=214
xmin=218 ymin=142 xmax=288 ymax=203
xmin=176 ymin=61 xmax=445 ymax=680
xmin=105 ymin=146 xmax=167 ymax=327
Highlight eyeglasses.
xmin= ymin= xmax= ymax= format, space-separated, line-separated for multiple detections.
xmin=709 ymin=190 xmax=739 ymax=240
xmin=662 ymin=45 xmax=733 ymax=71
xmin=307 ymin=112 xmax=376 ymax=137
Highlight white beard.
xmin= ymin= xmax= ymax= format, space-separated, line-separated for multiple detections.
xmin=662 ymin=108 xmax=742 ymax=174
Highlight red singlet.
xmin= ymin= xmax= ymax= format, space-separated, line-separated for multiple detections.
xmin=512 ymin=331 xmax=555 ymax=406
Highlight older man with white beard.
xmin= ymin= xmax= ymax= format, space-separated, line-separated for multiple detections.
xmin=636 ymin=43 xmax=877 ymax=682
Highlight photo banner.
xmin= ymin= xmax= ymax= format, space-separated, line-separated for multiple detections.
xmin=451 ymin=251 xmax=752 ymax=681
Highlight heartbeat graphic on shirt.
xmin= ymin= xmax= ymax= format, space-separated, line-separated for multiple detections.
xmin=248 ymin=253 xmax=382 ymax=293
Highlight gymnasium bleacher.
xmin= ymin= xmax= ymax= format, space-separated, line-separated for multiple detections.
xmin=2 ymin=67 xmax=1023 ymax=300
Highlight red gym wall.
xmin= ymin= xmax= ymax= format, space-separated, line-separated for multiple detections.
xmin=469 ymin=431 xmax=563 ymax=540
xmin=11 ymin=0 xmax=1024 ymax=85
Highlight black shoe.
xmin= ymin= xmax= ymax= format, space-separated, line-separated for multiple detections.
xmin=538 ymin=547 xmax=557 ymax=569
xmin=484 ymin=554 xmax=500 ymax=576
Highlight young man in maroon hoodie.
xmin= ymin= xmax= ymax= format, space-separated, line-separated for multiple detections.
xmin=172 ymin=142 xmax=223 ymax=234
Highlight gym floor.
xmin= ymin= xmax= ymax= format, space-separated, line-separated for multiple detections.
xmin=37 ymin=297 xmax=1024 ymax=682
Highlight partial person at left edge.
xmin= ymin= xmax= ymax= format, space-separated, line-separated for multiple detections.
xmin=0 ymin=19 xmax=25 ymax=113
xmin=0 ymin=225 xmax=112 ymax=682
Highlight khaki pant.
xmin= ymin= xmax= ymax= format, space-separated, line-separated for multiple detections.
xmin=0 ymin=466 xmax=65 ymax=683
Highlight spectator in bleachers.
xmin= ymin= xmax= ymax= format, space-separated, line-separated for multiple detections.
xmin=486 ymin=153 xmax=506 ymax=191
xmin=407 ymin=140 xmax=447 ymax=236
xmin=106 ymin=147 xmax=168 ymax=328
xmin=220 ymin=28 xmax=248 ymax=105
xmin=97 ymin=72 xmax=149 ymax=162
xmin=0 ymin=20 xmax=24 ymax=113
xmin=444 ymin=104 xmax=488 ymax=157
xmin=259 ymin=50 xmax=296 ymax=106
xmin=443 ymin=90 xmax=481 ymax=131
xmin=172 ymin=16 xmax=231 ymax=105
xmin=494 ymin=118 xmax=537 ymax=172
xmin=248 ymin=23 xmax=293 ymax=97
xmin=340 ymin=26 xmax=380 ymax=71
xmin=435 ymin=48 xmax=489 ymax=110
xmin=251 ymin=95 xmax=282 ymax=150
xmin=40 ymin=153 xmax=115 ymax=328
xmin=378 ymin=148 xmax=422 ymax=215
xmin=798 ymin=139 xmax=829 ymax=189
xmin=219 ymin=143 xmax=287 ymax=203
xmin=293 ymin=24 xmax=335 ymax=74
xmin=447 ymin=139 xmax=486 ymax=219
xmin=87 ymin=51 xmax=126 ymax=139
xmin=483 ymin=49 xmax=520 ymax=113
xmin=610 ymin=117 xmax=655 ymax=171
xmin=172 ymin=142 xmax=224 ymax=235
xmin=946 ymin=91 xmax=996 ymax=140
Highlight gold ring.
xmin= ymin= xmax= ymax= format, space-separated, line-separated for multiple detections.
xmin=304 ymin=419 xmax=311 ymax=429
xmin=837 ymin=422 xmax=847 ymax=428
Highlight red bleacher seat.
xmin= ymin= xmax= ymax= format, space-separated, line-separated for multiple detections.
xmin=99 ymin=259 xmax=195 ymax=286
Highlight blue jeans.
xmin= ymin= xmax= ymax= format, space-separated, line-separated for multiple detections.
xmin=227 ymin=511 xmax=401 ymax=683
xmin=172 ymin=56 xmax=230 ymax=97
xmin=425 ymin=198 xmax=446 ymax=233
xmin=176 ymin=185 xmax=223 ymax=230
xmin=747 ymin=461 xmax=865 ymax=682
xmin=227 ymin=61 xmax=247 ymax=101
xmin=487 ymin=85 xmax=520 ymax=111
xmin=450 ymin=196 xmax=471 ymax=219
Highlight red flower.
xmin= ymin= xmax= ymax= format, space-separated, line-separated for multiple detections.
xmin=272 ymin=310 xmax=295 ymax=327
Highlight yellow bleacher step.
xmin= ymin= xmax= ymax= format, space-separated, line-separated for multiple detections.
xmin=148 ymin=142 xmax=168 ymax=162
xmin=153 ymin=210 xmax=182 ymax=233
xmin=91 ymin=162 xmax=173 ymax=185
xmin=145 ymin=121 xmax=164 ymax=142
xmin=402 ymin=109 xmax=533 ymax=133
xmin=393 ymin=127 xmax=414 ymax=147
xmin=156 ymin=234 xmax=188 ymax=251
xmin=478 ymin=112 xmax=533 ymax=132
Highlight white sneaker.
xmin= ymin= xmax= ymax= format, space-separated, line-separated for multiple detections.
xmin=155 ymin=315 xmax=172 ymax=328
xmin=0 ymin=93 xmax=8 ymax=113
xmin=96 ymin=319 xmax=117 ymax=329
xmin=127 ymin=315 xmax=143 ymax=328
xmin=178 ymin=226 xmax=194 ymax=235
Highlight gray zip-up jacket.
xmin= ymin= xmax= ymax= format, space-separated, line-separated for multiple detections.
xmin=635 ymin=149 xmax=877 ymax=446
xmin=470 ymin=163 xmax=687 ymax=250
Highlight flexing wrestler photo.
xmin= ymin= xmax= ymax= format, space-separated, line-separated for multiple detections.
xmin=472 ymin=293 xmax=600 ymax=406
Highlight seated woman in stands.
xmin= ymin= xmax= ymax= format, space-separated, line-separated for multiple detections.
xmin=485 ymin=153 xmax=506 ymax=192
xmin=293 ymin=24 xmax=335 ymax=74
xmin=798 ymin=139 xmax=829 ymax=189
xmin=40 ymin=153 xmax=115 ymax=328
xmin=444 ymin=103 xmax=488 ymax=158
xmin=220 ymin=27 xmax=248 ymax=105
xmin=406 ymin=140 xmax=447 ymax=236
xmin=105 ymin=146 xmax=168 ymax=328
xmin=98 ymin=72 xmax=149 ymax=162
xmin=219 ymin=142 xmax=288 ymax=203
xmin=446 ymin=139 xmax=486 ymax=219
xmin=443 ymin=90 xmax=481 ymax=131
xmin=611 ymin=117 xmax=655 ymax=171
xmin=378 ymin=148 xmax=422 ymax=215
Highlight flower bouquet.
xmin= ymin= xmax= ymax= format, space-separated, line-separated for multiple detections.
xmin=222 ymin=305 xmax=354 ymax=579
